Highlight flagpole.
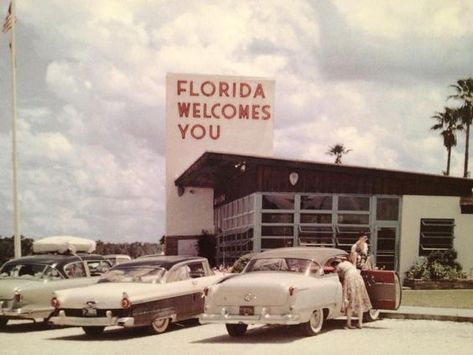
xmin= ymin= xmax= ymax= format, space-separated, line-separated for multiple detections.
xmin=9 ymin=0 xmax=21 ymax=258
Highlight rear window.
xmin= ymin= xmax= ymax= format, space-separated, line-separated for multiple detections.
xmin=245 ymin=258 xmax=320 ymax=275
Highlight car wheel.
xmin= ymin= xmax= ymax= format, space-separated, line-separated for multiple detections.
xmin=363 ymin=309 xmax=380 ymax=322
xmin=300 ymin=308 xmax=324 ymax=336
xmin=150 ymin=317 xmax=170 ymax=334
xmin=0 ymin=317 xmax=8 ymax=328
xmin=82 ymin=326 xmax=105 ymax=337
xmin=226 ymin=323 xmax=248 ymax=337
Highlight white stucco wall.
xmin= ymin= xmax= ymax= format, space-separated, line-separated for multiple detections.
xmin=400 ymin=195 xmax=473 ymax=279
xmin=165 ymin=73 xmax=274 ymax=236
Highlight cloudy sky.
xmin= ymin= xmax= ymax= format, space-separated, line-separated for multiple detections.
xmin=0 ymin=0 xmax=472 ymax=243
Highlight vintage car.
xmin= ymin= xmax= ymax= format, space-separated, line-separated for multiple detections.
xmin=200 ymin=247 xmax=401 ymax=337
xmin=103 ymin=254 xmax=132 ymax=265
xmin=50 ymin=256 xmax=224 ymax=336
xmin=0 ymin=236 xmax=111 ymax=328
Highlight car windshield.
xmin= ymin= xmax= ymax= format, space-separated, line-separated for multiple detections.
xmin=98 ymin=266 xmax=167 ymax=283
xmin=245 ymin=258 xmax=315 ymax=273
xmin=0 ymin=263 xmax=63 ymax=280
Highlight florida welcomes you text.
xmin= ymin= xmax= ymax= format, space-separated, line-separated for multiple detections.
xmin=175 ymin=79 xmax=272 ymax=140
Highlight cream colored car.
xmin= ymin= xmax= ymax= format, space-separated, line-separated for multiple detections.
xmin=50 ymin=256 xmax=224 ymax=336
xmin=200 ymin=247 xmax=401 ymax=337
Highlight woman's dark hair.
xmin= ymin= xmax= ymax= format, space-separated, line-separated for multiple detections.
xmin=330 ymin=258 xmax=342 ymax=267
xmin=358 ymin=231 xmax=369 ymax=239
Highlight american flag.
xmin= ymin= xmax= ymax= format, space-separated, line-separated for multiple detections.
xmin=2 ymin=2 xmax=13 ymax=33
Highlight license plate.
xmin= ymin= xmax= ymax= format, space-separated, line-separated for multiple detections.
xmin=239 ymin=306 xmax=254 ymax=316
xmin=82 ymin=307 xmax=97 ymax=317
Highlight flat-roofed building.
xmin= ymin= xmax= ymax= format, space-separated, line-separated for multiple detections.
xmin=167 ymin=151 xmax=473 ymax=279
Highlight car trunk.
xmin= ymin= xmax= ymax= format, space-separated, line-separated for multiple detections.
xmin=211 ymin=272 xmax=299 ymax=306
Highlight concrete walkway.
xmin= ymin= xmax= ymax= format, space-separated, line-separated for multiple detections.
xmin=381 ymin=306 xmax=473 ymax=322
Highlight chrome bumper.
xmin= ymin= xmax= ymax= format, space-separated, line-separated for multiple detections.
xmin=199 ymin=312 xmax=301 ymax=325
xmin=0 ymin=306 xmax=52 ymax=320
xmin=50 ymin=310 xmax=134 ymax=327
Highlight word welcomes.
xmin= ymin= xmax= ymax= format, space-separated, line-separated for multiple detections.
xmin=174 ymin=79 xmax=272 ymax=141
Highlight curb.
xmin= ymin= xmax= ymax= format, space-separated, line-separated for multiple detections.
xmin=381 ymin=311 xmax=473 ymax=323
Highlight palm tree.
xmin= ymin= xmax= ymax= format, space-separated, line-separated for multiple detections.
xmin=431 ymin=107 xmax=463 ymax=176
xmin=449 ymin=78 xmax=473 ymax=178
xmin=327 ymin=144 xmax=352 ymax=164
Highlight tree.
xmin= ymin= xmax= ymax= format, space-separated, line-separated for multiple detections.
xmin=431 ymin=107 xmax=463 ymax=176
xmin=326 ymin=143 xmax=352 ymax=164
xmin=449 ymin=78 xmax=473 ymax=178
xmin=0 ymin=236 xmax=34 ymax=265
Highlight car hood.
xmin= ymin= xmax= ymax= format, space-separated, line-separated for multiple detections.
xmin=54 ymin=280 xmax=196 ymax=309
xmin=0 ymin=278 xmax=44 ymax=299
xmin=209 ymin=271 xmax=310 ymax=306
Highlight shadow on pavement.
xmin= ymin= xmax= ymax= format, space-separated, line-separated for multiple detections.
xmin=193 ymin=319 xmax=351 ymax=344
xmin=0 ymin=320 xmax=64 ymax=333
xmin=47 ymin=318 xmax=202 ymax=341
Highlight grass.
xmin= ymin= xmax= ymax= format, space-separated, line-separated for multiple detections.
xmin=401 ymin=289 xmax=473 ymax=309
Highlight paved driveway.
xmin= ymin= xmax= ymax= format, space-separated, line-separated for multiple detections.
xmin=3 ymin=318 xmax=473 ymax=355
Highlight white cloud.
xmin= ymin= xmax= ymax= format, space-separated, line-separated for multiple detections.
xmin=0 ymin=0 xmax=470 ymax=243
xmin=333 ymin=0 xmax=473 ymax=38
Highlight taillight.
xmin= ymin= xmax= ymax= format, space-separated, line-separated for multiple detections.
xmin=14 ymin=291 xmax=23 ymax=303
xmin=121 ymin=292 xmax=131 ymax=309
xmin=288 ymin=286 xmax=295 ymax=296
xmin=203 ymin=287 xmax=209 ymax=297
xmin=51 ymin=297 xmax=60 ymax=309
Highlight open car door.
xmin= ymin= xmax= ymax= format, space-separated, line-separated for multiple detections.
xmin=361 ymin=270 xmax=401 ymax=310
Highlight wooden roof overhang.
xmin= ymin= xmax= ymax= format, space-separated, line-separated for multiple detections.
xmin=175 ymin=152 xmax=473 ymax=201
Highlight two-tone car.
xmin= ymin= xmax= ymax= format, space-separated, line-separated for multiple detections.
xmin=50 ymin=256 xmax=224 ymax=336
xmin=0 ymin=252 xmax=111 ymax=328
xmin=200 ymin=247 xmax=401 ymax=337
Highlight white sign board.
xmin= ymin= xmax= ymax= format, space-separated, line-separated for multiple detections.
xmin=166 ymin=73 xmax=274 ymax=236
xmin=177 ymin=239 xmax=199 ymax=256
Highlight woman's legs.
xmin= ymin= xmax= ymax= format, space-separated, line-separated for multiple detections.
xmin=345 ymin=307 xmax=354 ymax=329
xmin=357 ymin=307 xmax=363 ymax=328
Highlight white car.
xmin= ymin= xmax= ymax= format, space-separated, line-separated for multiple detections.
xmin=50 ymin=256 xmax=224 ymax=336
xmin=0 ymin=236 xmax=111 ymax=327
xmin=200 ymin=247 xmax=401 ymax=337
xmin=103 ymin=254 xmax=132 ymax=265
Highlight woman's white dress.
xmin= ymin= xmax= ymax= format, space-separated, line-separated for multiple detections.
xmin=337 ymin=261 xmax=372 ymax=315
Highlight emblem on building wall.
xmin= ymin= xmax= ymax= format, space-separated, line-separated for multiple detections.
xmin=289 ymin=172 xmax=299 ymax=186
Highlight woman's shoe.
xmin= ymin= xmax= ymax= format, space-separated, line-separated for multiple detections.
xmin=344 ymin=325 xmax=355 ymax=329
xmin=356 ymin=324 xmax=363 ymax=329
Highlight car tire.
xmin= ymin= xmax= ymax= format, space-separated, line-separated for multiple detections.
xmin=0 ymin=317 xmax=8 ymax=328
xmin=363 ymin=309 xmax=380 ymax=322
xmin=150 ymin=317 xmax=170 ymax=334
xmin=82 ymin=326 xmax=105 ymax=337
xmin=300 ymin=308 xmax=324 ymax=336
xmin=226 ymin=323 xmax=248 ymax=337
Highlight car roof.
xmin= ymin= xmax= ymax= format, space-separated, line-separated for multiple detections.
xmin=111 ymin=255 xmax=206 ymax=271
xmin=104 ymin=254 xmax=131 ymax=258
xmin=1 ymin=253 xmax=106 ymax=267
xmin=251 ymin=247 xmax=347 ymax=264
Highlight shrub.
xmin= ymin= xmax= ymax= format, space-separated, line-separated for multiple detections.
xmin=405 ymin=249 xmax=467 ymax=281
xmin=405 ymin=257 xmax=430 ymax=280
xmin=196 ymin=230 xmax=216 ymax=267
xmin=231 ymin=253 xmax=257 ymax=273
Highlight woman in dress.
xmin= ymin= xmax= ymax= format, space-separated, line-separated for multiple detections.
xmin=350 ymin=233 xmax=371 ymax=270
xmin=333 ymin=258 xmax=372 ymax=329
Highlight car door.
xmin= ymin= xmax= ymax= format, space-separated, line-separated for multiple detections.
xmin=361 ymin=269 xmax=401 ymax=310
xmin=166 ymin=264 xmax=195 ymax=320
xmin=186 ymin=262 xmax=208 ymax=315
